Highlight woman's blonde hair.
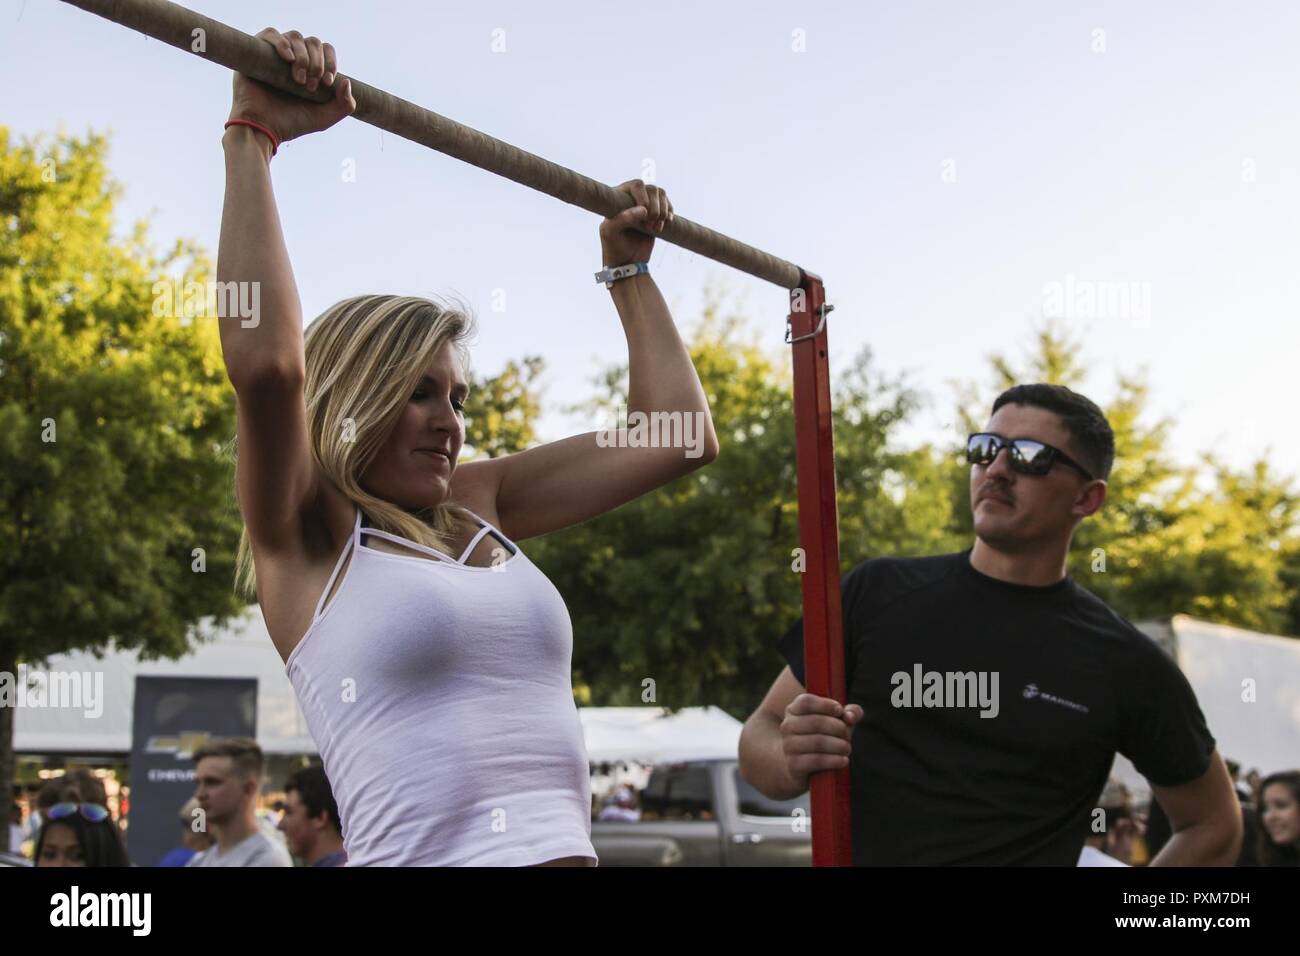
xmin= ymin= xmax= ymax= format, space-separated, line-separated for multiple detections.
xmin=233 ymin=294 xmax=478 ymax=600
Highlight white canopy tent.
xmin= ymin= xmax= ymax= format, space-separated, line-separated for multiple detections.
xmin=1114 ymin=615 xmax=1300 ymax=797
xmin=14 ymin=607 xmax=744 ymax=764
xmin=21 ymin=604 xmax=1286 ymax=788
xmin=580 ymin=706 xmax=743 ymax=764
xmin=13 ymin=607 xmax=315 ymax=755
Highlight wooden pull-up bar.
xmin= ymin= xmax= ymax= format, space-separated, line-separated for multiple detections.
xmin=55 ymin=0 xmax=852 ymax=867
xmin=62 ymin=0 xmax=804 ymax=290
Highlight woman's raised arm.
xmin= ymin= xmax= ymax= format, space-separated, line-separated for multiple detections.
xmin=216 ymin=28 xmax=355 ymax=551
xmin=453 ymin=179 xmax=721 ymax=542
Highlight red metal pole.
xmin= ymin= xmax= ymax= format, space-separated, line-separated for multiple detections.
xmin=788 ymin=272 xmax=851 ymax=867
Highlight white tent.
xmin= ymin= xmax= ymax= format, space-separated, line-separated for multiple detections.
xmin=16 ymin=604 xmax=1293 ymax=785
xmin=580 ymin=706 xmax=742 ymax=764
xmin=13 ymin=606 xmax=744 ymax=764
xmin=13 ymin=607 xmax=315 ymax=755
xmin=1114 ymin=615 xmax=1300 ymax=796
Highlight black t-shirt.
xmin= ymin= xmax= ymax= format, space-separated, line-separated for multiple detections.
xmin=777 ymin=549 xmax=1215 ymax=865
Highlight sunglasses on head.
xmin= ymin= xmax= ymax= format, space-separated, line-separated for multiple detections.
xmin=966 ymin=432 xmax=1095 ymax=481
xmin=47 ymin=802 xmax=111 ymax=823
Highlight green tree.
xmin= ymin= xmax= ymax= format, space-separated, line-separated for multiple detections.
xmin=464 ymin=355 xmax=545 ymax=458
xmin=0 ymin=128 xmax=244 ymax=805
xmin=943 ymin=321 xmax=1300 ymax=634
xmin=529 ymin=288 xmax=941 ymax=714
xmin=1147 ymin=458 xmax=1300 ymax=634
xmin=1279 ymin=537 xmax=1300 ymax=637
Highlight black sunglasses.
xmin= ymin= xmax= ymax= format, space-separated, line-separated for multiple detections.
xmin=966 ymin=432 xmax=1095 ymax=481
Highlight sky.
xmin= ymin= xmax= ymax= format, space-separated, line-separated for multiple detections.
xmin=4 ymin=0 xmax=1299 ymax=484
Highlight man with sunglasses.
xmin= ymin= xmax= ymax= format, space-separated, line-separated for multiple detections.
xmin=739 ymin=384 xmax=1242 ymax=865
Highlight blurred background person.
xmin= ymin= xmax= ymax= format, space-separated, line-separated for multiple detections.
xmin=1246 ymin=768 xmax=1264 ymax=805
xmin=1257 ymin=770 xmax=1300 ymax=867
xmin=596 ymin=784 xmax=641 ymax=823
xmin=257 ymin=796 xmax=290 ymax=851
xmin=34 ymin=801 xmax=129 ymax=867
xmin=158 ymin=797 xmax=214 ymax=867
xmin=1224 ymin=758 xmax=1262 ymax=866
xmin=187 ymin=738 xmax=292 ymax=867
xmin=8 ymin=799 xmax=23 ymax=855
xmin=22 ymin=779 xmax=92 ymax=858
xmin=65 ymin=768 xmax=109 ymax=814
xmin=1079 ymin=779 xmax=1138 ymax=866
xmin=278 ymin=765 xmax=347 ymax=867
xmin=1226 ymin=759 xmax=1250 ymax=802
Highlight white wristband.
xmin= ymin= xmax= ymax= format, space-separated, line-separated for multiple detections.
xmin=594 ymin=262 xmax=650 ymax=289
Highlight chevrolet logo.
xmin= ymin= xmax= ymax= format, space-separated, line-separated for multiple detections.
xmin=144 ymin=731 xmax=212 ymax=759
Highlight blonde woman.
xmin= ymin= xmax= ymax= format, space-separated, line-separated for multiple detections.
xmin=219 ymin=28 xmax=718 ymax=866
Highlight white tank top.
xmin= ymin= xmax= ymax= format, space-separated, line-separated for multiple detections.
xmin=284 ymin=505 xmax=595 ymax=866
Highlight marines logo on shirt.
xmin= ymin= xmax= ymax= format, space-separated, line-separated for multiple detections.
xmin=1021 ymin=682 xmax=1089 ymax=713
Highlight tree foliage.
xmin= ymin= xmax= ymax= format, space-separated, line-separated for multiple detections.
xmin=944 ymin=321 xmax=1300 ymax=634
xmin=0 ymin=128 xmax=246 ymax=801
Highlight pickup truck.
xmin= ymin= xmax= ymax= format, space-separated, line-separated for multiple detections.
xmin=590 ymin=758 xmax=811 ymax=866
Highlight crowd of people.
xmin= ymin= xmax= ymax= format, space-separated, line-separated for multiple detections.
xmin=8 ymin=738 xmax=346 ymax=867
xmin=1080 ymin=761 xmax=1300 ymax=866
xmin=8 ymin=742 xmax=1298 ymax=866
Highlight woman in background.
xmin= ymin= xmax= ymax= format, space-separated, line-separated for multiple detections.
xmin=34 ymin=802 xmax=129 ymax=868
xmin=1257 ymin=770 xmax=1300 ymax=866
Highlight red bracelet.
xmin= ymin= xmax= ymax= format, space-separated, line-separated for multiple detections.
xmin=224 ymin=118 xmax=280 ymax=156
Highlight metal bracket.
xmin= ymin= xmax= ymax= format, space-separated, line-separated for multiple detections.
xmin=785 ymin=303 xmax=834 ymax=344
